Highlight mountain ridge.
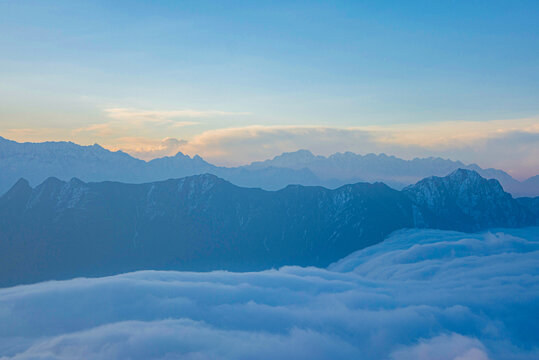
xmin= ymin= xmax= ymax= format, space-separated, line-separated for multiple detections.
xmin=246 ymin=149 xmax=536 ymax=196
xmin=1 ymin=136 xmax=537 ymax=196
xmin=0 ymin=169 xmax=536 ymax=287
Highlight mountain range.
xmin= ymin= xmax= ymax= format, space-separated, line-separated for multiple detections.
xmin=247 ymin=149 xmax=539 ymax=196
xmin=1 ymin=136 xmax=537 ymax=197
xmin=0 ymin=169 xmax=536 ymax=287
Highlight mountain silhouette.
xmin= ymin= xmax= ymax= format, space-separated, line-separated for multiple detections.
xmin=0 ymin=169 xmax=535 ymax=287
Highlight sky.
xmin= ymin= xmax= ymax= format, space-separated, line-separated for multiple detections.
xmin=0 ymin=0 xmax=538 ymax=177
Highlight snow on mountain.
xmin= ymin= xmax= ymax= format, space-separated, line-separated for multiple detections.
xmin=246 ymin=149 xmax=539 ymax=196
xmin=1 ymin=136 xmax=537 ymax=196
xmin=0 ymin=137 xmax=319 ymax=193
xmin=403 ymin=169 xmax=535 ymax=231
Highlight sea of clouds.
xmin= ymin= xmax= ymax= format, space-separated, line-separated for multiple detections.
xmin=1 ymin=227 xmax=538 ymax=360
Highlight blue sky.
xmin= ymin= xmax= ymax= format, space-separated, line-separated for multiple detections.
xmin=0 ymin=0 xmax=538 ymax=176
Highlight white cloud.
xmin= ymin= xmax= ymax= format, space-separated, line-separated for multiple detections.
xmin=0 ymin=227 xmax=538 ymax=359
xmin=61 ymin=107 xmax=251 ymax=160
xmin=390 ymin=334 xmax=489 ymax=360
xmin=172 ymin=118 xmax=539 ymax=178
xmin=2 ymin=115 xmax=537 ymax=178
xmin=104 ymin=108 xmax=250 ymax=122
xmin=106 ymin=137 xmax=188 ymax=160
xmin=72 ymin=108 xmax=206 ymax=137
xmin=176 ymin=125 xmax=376 ymax=164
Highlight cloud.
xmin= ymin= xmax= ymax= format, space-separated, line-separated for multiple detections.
xmin=0 ymin=227 xmax=538 ymax=359
xmin=365 ymin=117 xmax=539 ymax=149
xmin=390 ymin=334 xmax=489 ymax=360
xmin=106 ymin=137 xmax=188 ymax=160
xmin=104 ymin=108 xmax=250 ymax=122
xmin=0 ymin=128 xmax=190 ymax=161
xmin=173 ymin=118 xmax=539 ymax=178
xmin=72 ymin=108 xmax=208 ymax=137
xmin=177 ymin=125 xmax=376 ymax=164
xmin=2 ymin=116 xmax=537 ymax=178
xmin=72 ymin=106 xmax=249 ymax=141
xmin=60 ymin=107 xmax=250 ymax=160
xmin=0 ymin=128 xmax=74 ymax=143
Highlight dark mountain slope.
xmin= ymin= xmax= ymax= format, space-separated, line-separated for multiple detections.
xmin=516 ymin=196 xmax=539 ymax=220
xmin=0 ymin=169 xmax=535 ymax=287
xmin=0 ymin=175 xmax=414 ymax=286
xmin=403 ymin=169 xmax=535 ymax=231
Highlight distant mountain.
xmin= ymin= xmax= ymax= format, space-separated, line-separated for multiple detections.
xmin=1 ymin=136 xmax=537 ymax=196
xmin=0 ymin=136 xmax=320 ymax=193
xmin=521 ymin=176 xmax=539 ymax=197
xmin=246 ymin=149 xmax=539 ymax=196
xmin=0 ymin=136 xmax=144 ymax=192
xmin=247 ymin=150 xmax=473 ymax=183
xmin=0 ymin=169 xmax=535 ymax=287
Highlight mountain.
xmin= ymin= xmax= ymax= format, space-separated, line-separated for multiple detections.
xmin=0 ymin=169 xmax=535 ymax=287
xmin=0 ymin=174 xmax=415 ymax=286
xmin=520 ymin=176 xmax=539 ymax=197
xmin=403 ymin=169 xmax=535 ymax=231
xmin=516 ymin=196 xmax=539 ymax=218
xmin=0 ymin=136 xmax=320 ymax=193
xmin=0 ymin=136 xmax=143 ymax=192
xmin=247 ymin=150 xmax=472 ymax=183
xmin=1 ymin=136 xmax=537 ymax=197
xmin=246 ymin=149 xmax=539 ymax=196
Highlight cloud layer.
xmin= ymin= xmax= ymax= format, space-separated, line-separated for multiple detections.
xmin=2 ymin=114 xmax=537 ymax=177
xmin=173 ymin=119 xmax=539 ymax=178
xmin=1 ymin=227 xmax=538 ymax=359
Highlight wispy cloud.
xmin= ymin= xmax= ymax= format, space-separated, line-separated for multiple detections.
xmin=107 ymin=137 xmax=188 ymax=160
xmin=362 ymin=118 xmax=539 ymax=148
xmin=69 ymin=107 xmax=251 ymax=144
xmin=104 ymin=108 xmax=250 ymax=122
xmin=72 ymin=107 xmax=250 ymax=139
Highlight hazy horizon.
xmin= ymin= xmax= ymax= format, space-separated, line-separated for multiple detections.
xmin=2 ymin=134 xmax=539 ymax=182
xmin=1 ymin=1 xmax=538 ymax=177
